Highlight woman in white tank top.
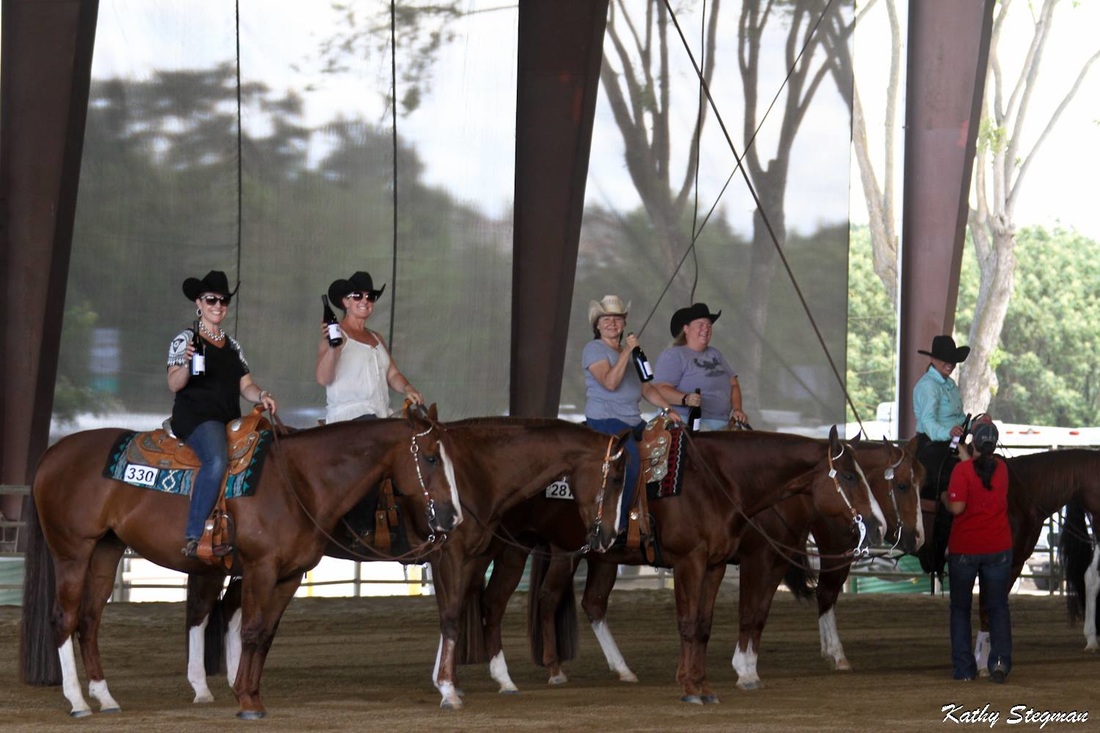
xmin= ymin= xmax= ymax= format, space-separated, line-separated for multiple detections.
xmin=315 ymin=271 xmax=424 ymax=424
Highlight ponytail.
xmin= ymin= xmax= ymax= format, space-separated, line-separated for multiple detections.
xmin=973 ymin=442 xmax=998 ymax=490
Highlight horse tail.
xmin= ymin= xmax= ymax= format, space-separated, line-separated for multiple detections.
xmin=19 ymin=492 xmax=61 ymax=685
xmin=455 ymin=571 xmax=488 ymax=665
xmin=526 ymin=545 xmax=550 ymax=665
xmin=552 ymin=563 xmax=579 ymax=665
xmin=1060 ymin=495 xmax=1093 ymax=625
xmin=783 ymin=551 xmax=818 ymax=601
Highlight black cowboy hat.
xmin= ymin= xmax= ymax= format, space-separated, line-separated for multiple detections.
xmin=327 ymin=271 xmax=386 ymax=309
xmin=917 ymin=334 xmax=971 ymax=364
xmin=670 ymin=302 xmax=721 ymax=338
xmin=182 ymin=270 xmax=239 ymax=301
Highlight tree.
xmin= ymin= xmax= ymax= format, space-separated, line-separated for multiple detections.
xmin=959 ymin=0 xmax=1100 ymax=413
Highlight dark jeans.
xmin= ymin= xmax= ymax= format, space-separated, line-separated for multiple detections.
xmin=586 ymin=417 xmax=642 ymax=531
xmin=184 ymin=420 xmax=229 ymax=540
xmin=948 ymin=549 xmax=1013 ymax=679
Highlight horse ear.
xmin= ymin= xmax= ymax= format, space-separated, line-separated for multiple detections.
xmin=828 ymin=424 xmax=840 ymax=452
xmin=851 ymin=430 xmax=863 ymax=446
xmin=426 ymin=403 xmax=439 ymax=421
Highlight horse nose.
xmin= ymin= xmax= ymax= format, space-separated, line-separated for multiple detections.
xmin=430 ymin=503 xmax=461 ymax=533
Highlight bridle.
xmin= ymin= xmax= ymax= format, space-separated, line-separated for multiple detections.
xmin=879 ymin=447 xmax=907 ymax=550
xmin=827 ymin=442 xmax=869 ymax=558
xmin=579 ymin=435 xmax=626 ymax=554
xmin=409 ymin=423 xmax=442 ymax=536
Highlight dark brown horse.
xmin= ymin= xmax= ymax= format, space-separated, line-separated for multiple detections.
xmin=470 ymin=426 xmax=885 ymax=702
xmin=20 ymin=410 xmax=461 ymax=719
xmin=182 ymin=416 xmax=629 ymax=709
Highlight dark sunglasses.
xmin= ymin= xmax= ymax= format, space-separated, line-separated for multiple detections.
xmin=347 ymin=291 xmax=380 ymax=303
xmin=201 ymin=295 xmax=231 ymax=306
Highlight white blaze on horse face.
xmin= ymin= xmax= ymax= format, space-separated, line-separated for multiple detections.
xmin=438 ymin=442 xmax=463 ymax=527
xmin=854 ymin=460 xmax=888 ymax=542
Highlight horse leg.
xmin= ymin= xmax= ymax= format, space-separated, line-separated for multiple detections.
xmin=430 ymin=552 xmax=469 ymax=709
xmin=233 ymin=570 xmax=301 ymax=719
xmin=672 ymin=553 xmax=710 ymax=704
xmin=185 ymin=574 xmax=228 ymax=703
xmin=816 ymin=557 xmax=852 ymax=671
xmin=50 ymin=554 xmax=95 ymax=717
xmin=479 ymin=547 xmax=523 ymax=694
xmin=692 ymin=562 xmax=727 ymax=704
xmin=223 ymin=578 xmax=244 ymax=684
xmin=75 ymin=538 xmax=127 ymax=714
xmin=533 ymin=551 xmax=579 ymax=684
xmin=1084 ymin=544 xmax=1100 ymax=652
xmin=581 ymin=556 xmax=637 ymax=683
xmin=733 ymin=549 xmax=788 ymax=690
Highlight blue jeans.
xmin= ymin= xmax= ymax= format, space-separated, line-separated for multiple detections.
xmin=586 ymin=417 xmax=642 ymax=532
xmin=184 ymin=420 xmax=229 ymax=540
xmin=948 ymin=549 xmax=1013 ymax=679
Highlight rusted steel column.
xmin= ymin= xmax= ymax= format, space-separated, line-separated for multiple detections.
xmin=0 ymin=0 xmax=99 ymax=525
xmin=897 ymin=0 xmax=994 ymax=437
xmin=510 ymin=0 xmax=609 ymax=418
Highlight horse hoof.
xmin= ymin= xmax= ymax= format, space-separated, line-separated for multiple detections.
xmin=236 ymin=710 xmax=266 ymax=720
xmin=440 ymin=698 xmax=464 ymax=710
xmin=680 ymin=695 xmax=704 ymax=705
xmin=498 ymin=688 xmax=521 ymax=696
xmin=619 ymin=672 xmax=638 ymax=683
xmin=193 ymin=693 xmax=215 ymax=704
xmin=70 ymin=709 xmax=93 ymax=718
xmin=99 ymin=706 xmax=122 ymax=714
xmin=701 ymin=694 xmax=720 ymax=704
xmin=737 ymin=680 xmax=763 ymax=691
xmin=834 ymin=660 xmax=852 ymax=671
xmin=548 ymin=674 xmax=568 ymax=685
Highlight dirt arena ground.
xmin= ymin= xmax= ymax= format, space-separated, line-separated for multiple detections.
xmin=1 ymin=587 xmax=1096 ymax=732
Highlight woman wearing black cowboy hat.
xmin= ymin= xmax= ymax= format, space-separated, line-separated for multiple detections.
xmin=315 ymin=270 xmax=423 ymax=424
xmin=167 ymin=270 xmax=277 ymax=558
xmin=653 ymin=302 xmax=748 ymax=430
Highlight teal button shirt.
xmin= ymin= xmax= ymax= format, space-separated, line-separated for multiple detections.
xmin=913 ymin=365 xmax=965 ymax=441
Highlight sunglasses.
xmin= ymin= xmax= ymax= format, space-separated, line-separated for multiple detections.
xmin=347 ymin=291 xmax=380 ymax=303
xmin=201 ymin=295 xmax=231 ymax=306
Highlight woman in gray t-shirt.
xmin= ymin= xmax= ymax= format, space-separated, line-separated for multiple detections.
xmin=653 ymin=302 xmax=749 ymax=431
xmin=583 ymin=295 xmax=679 ymax=529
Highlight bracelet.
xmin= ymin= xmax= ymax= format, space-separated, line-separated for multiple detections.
xmin=680 ymin=394 xmax=688 ymax=406
xmin=259 ymin=389 xmax=270 ymax=402
xmin=659 ymin=407 xmax=669 ymax=417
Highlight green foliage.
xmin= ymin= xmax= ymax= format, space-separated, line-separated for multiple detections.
xmin=847 ymin=224 xmax=1100 ymax=428
xmin=845 ymin=226 xmax=896 ymax=424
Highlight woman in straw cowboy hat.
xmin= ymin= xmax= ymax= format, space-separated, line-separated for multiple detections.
xmin=583 ymin=295 xmax=680 ymax=530
xmin=316 ymin=270 xmax=423 ymax=424
xmin=167 ymin=270 xmax=277 ymax=557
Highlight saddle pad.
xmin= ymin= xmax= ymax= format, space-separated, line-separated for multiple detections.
xmin=103 ymin=429 xmax=272 ymax=499
xmin=646 ymin=425 xmax=685 ymax=499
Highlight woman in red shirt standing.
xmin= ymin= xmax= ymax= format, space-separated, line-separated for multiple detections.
xmin=943 ymin=419 xmax=1012 ymax=683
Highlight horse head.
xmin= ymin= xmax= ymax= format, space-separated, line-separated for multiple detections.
xmin=851 ymin=437 xmax=924 ymax=554
xmin=819 ymin=425 xmax=883 ymax=557
xmin=402 ymin=404 xmax=463 ymax=535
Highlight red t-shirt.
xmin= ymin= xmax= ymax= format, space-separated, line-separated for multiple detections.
xmin=946 ymin=457 xmax=1012 ymax=555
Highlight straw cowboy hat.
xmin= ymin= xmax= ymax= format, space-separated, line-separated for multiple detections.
xmin=917 ymin=335 xmax=970 ymax=364
xmin=588 ymin=295 xmax=630 ymax=327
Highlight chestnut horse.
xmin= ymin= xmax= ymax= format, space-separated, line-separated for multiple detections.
xmin=469 ymin=426 xmax=885 ymax=703
xmin=20 ymin=410 xmax=461 ymax=719
xmin=182 ymin=416 xmax=629 ymax=709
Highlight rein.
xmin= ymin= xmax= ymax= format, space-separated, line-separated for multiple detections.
xmin=264 ymin=414 xmax=447 ymax=564
xmin=677 ymin=431 xmax=872 ymax=571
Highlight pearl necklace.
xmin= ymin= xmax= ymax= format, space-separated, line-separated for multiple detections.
xmin=198 ymin=320 xmax=226 ymax=343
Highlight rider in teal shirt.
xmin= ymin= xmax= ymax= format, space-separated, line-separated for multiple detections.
xmin=913 ymin=364 xmax=966 ymax=441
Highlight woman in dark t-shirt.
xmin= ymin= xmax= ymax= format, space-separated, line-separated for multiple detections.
xmin=167 ymin=270 xmax=277 ymax=557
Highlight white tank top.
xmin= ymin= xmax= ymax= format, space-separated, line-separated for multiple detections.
xmin=325 ymin=334 xmax=393 ymax=423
